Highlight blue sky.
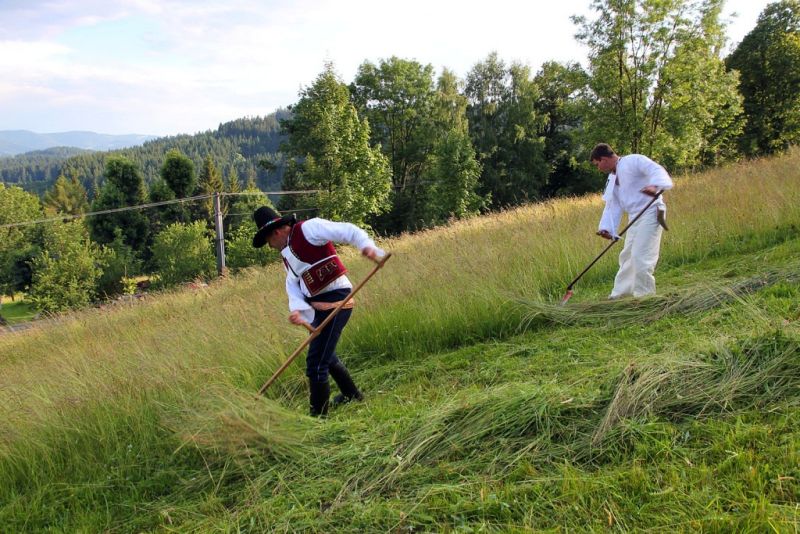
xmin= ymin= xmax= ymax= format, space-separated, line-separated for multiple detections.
xmin=0 ymin=0 xmax=774 ymax=136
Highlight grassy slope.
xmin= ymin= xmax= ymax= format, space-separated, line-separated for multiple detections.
xmin=0 ymin=151 xmax=799 ymax=532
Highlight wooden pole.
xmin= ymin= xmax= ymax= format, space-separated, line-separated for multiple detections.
xmin=258 ymin=253 xmax=392 ymax=395
xmin=213 ymin=191 xmax=226 ymax=276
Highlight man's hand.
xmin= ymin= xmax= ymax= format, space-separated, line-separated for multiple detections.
xmin=288 ymin=311 xmax=304 ymax=325
xmin=596 ymin=229 xmax=614 ymax=240
xmin=361 ymin=246 xmax=380 ymax=261
xmin=640 ymin=185 xmax=659 ymax=197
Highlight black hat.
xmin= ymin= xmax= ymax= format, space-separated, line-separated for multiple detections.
xmin=252 ymin=206 xmax=295 ymax=248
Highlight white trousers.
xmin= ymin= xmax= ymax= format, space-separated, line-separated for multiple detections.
xmin=610 ymin=209 xmax=663 ymax=299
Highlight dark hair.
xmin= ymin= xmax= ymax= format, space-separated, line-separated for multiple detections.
xmin=590 ymin=143 xmax=616 ymax=161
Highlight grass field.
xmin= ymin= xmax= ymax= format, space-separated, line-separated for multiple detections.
xmin=0 ymin=150 xmax=798 ymax=532
xmin=0 ymin=296 xmax=35 ymax=325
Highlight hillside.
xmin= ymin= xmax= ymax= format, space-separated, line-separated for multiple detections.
xmin=0 ymin=150 xmax=798 ymax=531
xmin=0 ymin=111 xmax=290 ymax=196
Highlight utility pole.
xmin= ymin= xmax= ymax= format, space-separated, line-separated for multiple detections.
xmin=212 ymin=192 xmax=226 ymax=276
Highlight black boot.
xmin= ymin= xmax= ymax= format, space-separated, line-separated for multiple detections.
xmin=329 ymin=361 xmax=363 ymax=407
xmin=309 ymin=380 xmax=330 ymax=417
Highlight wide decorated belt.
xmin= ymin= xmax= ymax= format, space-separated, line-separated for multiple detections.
xmin=301 ymin=255 xmax=348 ymax=295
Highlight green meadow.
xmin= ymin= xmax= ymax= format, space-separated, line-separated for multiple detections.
xmin=1 ymin=150 xmax=799 ymax=532
xmin=0 ymin=297 xmax=35 ymax=325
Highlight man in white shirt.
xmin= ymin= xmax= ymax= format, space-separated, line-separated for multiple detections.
xmin=252 ymin=206 xmax=384 ymax=417
xmin=590 ymin=143 xmax=673 ymax=299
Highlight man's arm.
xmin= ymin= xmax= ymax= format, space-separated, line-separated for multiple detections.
xmin=285 ymin=272 xmax=314 ymax=324
xmin=635 ymin=155 xmax=673 ymax=194
xmin=598 ymin=176 xmax=622 ymax=239
xmin=301 ymin=218 xmax=385 ymax=257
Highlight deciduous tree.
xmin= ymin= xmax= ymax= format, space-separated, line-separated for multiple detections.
xmin=351 ymin=57 xmax=437 ymax=231
xmin=282 ymin=63 xmax=391 ymax=227
xmin=574 ymin=0 xmax=743 ymax=170
xmin=465 ymin=54 xmax=549 ymax=207
xmin=726 ymin=0 xmax=800 ymax=155
xmin=28 ymin=221 xmax=102 ymax=313
xmin=421 ymin=69 xmax=484 ymax=223
xmin=0 ymin=184 xmax=44 ymax=297
xmin=151 ymin=221 xmax=215 ymax=287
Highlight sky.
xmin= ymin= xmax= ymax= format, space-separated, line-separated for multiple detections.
xmin=0 ymin=0 xmax=776 ymax=137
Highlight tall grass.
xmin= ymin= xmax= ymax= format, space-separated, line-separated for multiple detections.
xmin=1 ymin=150 xmax=799 ymax=530
xmin=2 ymin=150 xmax=798 ymax=418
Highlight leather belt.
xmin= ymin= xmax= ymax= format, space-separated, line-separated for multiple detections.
xmin=310 ymin=298 xmax=354 ymax=311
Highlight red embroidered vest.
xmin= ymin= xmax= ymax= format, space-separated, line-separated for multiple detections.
xmin=283 ymin=222 xmax=348 ymax=296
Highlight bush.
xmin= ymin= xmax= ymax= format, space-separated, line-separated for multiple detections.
xmin=151 ymin=221 xmax=215 ymax=287
xmin=224 ymin=220 xmax=279 ymax=273
xmin=28 ymin=221 xmax=103 ymax=313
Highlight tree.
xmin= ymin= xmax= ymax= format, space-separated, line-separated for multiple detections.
xmin=573 ymin=0 xmax=743 ymax=170
xmin=88 ymin=156 xmax=150 ymax=256
xmin=0 ymin=184 xmax=44 ymax=298
xmin=223 ymin=167 xmax=244 ymax=230
xmin=465 ymin=54 xmax=549 ymax=208
xmin=351 ymin=57 xmax=438 ymax=231
xmin=421 ymin=130 xmax=484 ymax=224
xmin=95 ymin=229 xmax=141 ymax=298
xmin=42 ymin=172 xmax=89 ymax=216
xmin=161 ymin=149 xmax=196 ymax=198
xmin=224 ymin=220 xmax=280 ymax=272
xmin=28 ymin=221 xmax=103 ymax=313
xmin=147 ymin=178 xmax=180 ymax=237
xmin=227 ymin=182 xmax=274 ymax=233
xmin=197 ymin=155 xmax=225 ymax=220
xmin=533 ymin=61 xmax=600 ymax=196
xmin=421 ymin=69 xmax=485 ymax=224
xmin=726 ymin=0 xmax=800 ymax=155
xmin=155 ymin=149 xmax=195 ymax=227
xmin=281 ymin=63 xmax=391 ymax=227
xmin=227 ymin=167 xmax=241 ymax=194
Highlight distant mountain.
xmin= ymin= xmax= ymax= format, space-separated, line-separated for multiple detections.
xmin=0 ymin=111 xmax=291 ymax=197
xmin=0 ymin=130 xmax=156 ymax=157
xmin=8 ymin=146 xmax=91 ymax=159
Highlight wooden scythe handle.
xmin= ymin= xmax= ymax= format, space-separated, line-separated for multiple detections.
xmin=258 ymin=253 xmax=392 ymax=395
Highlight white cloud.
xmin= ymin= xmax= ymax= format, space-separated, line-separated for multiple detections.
xmin=0 ymin=0 xmax=776 ymax=135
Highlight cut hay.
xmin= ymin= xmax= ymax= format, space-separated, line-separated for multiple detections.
xmin=592 ymin=331 xmax=800 ymax=447
xmin=168 ymin=387 xmax=319 ymax=465
xmin=360 ymin=384 xmax=599 ymax=494
xmin=516 ymin=265 xmax=799 ymax=330
xmin=359 ymin=330 xmax=800 ymax=496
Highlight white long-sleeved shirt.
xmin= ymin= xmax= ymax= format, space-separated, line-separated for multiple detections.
xmin=281 ymin=218 xmax=385 ymax=321
xmin=598 ymin=154 xmax=673 ymax=237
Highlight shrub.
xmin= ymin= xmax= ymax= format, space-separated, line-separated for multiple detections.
xmin=151 ymin=221 xmax=215 ymax=287
xmin=224 ymin=220 xmax=279 ymax=273
xmin=28 ymin=221 xmax=103 ymax=313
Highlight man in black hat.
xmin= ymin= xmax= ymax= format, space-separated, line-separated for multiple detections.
xmin=252 ymin=206 xmax=384 ymax=417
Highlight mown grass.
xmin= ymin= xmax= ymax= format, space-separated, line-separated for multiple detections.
xmin=0 ymin=150 xmax=799 ymax=531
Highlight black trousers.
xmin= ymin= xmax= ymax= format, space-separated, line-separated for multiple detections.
xmin=306 ymin=289 xmax=352 ymax=383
